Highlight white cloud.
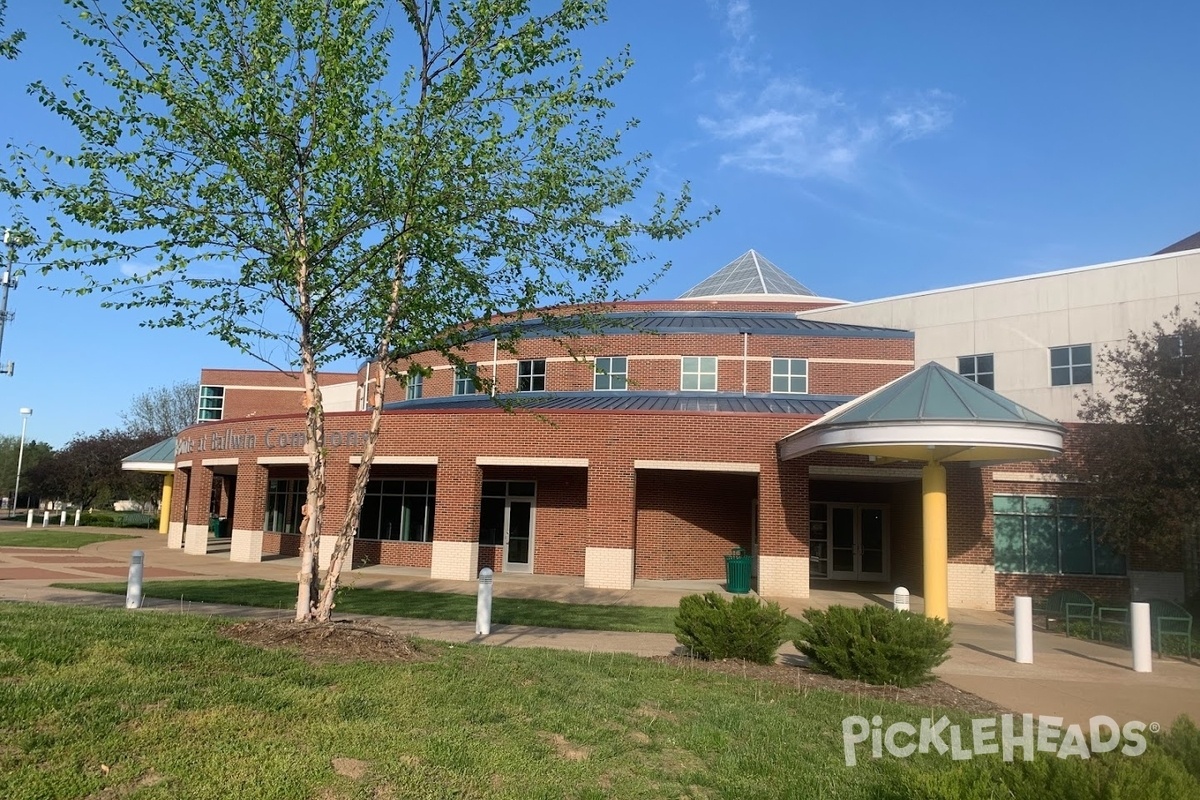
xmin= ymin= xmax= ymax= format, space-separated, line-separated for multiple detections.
xmin=697 ymin=3 xmax=955 ymax=182
xmin=119 ymin=262 xmax=157 ymax=279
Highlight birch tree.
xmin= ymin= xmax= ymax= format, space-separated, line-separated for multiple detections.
xmin=6 ymin=0 xmax=707 ymax=621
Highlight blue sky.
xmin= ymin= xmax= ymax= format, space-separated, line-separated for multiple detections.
xmin=1 ymin=0 xmax=1198 ymax=447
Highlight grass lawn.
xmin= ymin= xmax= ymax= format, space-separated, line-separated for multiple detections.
xmin=0 ymin=530 xmax=137 ymax=548
xmin=55 ymin=578 xmax=808 ymax=638
xmin=0 ymin=601 xmax=965 ymax=799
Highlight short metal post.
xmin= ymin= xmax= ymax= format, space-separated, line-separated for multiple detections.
xmin=1014 ymin=596 xmax=1033 ymax=664
xmin=41 ymin=510 xmax=48 ymax=528
xmin=1131 ymin=602 xmax=1152 ymax=673
xmin=126 ymin=550 xmax=144 ymax=609
xmin=25 ymin=508 xmax=32 ymax=528
xmin=476 ymin=567 xmax=494 ymax=636
xmin=892 ymin=586 xmax=910 ymax=612
xmin=74 ymin=508 xmax=81 ymax=526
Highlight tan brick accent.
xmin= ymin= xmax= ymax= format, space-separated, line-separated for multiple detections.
xmin=431 ymin=539 xmax=479 ymax=581
xmin=947 ymin=563 xmax=995 ymax=610
xmin=230 ymin=528 xmax=264 ymax=563
xmin=584 ymin=547 xmax=635 ymax=589
xmin=757 ymin=555 xmax=809 ymax=598
xmin=167 ymin=521 xmax=184 ymax=549
xmin=183 ymin=524 xmax=209 ymax=555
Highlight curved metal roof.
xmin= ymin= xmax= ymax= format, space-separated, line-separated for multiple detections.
xmin=512 ymin=311 xmax=911 ymax=340
xmin=679 ymin=250 xmax=816 ymax=298
xmin=386 ymin=391 xmax=852 ymax=416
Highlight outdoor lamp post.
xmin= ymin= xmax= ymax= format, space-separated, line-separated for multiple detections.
xmin=13 ymin=407 xmax=31 ymax=513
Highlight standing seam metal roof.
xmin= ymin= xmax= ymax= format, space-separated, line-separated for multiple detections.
xmin=384 ymin=391 xmax=852 ymax=416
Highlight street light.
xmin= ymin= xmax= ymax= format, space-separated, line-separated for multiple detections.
xmin=13 ymin=407 xmax=31 ymax=514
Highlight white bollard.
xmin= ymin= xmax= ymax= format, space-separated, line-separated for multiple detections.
xmin=74 ymin=509 xmax=81 ymax=526
xmin=26 ymin=508 xmax=33 ymax=528
xmin=41 ymin=510 xmax=49 ymax=528
xmin=1131 ymin=602 xmax=1152 ymax=673
xmin=892 ymin=586 xmax=910 ymax=612
xmin=1014 ymin=596 xmax=1034 ymax=664
xmin=476 ymin=567 xmax=494 ymax=636
xmin=59 ymin=510 xmax=66 ymax=527
xmin=125 ymin=550 xmax=145 ymax=609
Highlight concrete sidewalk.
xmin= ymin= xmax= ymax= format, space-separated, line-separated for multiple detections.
xmin=2 ymin=527 xmax=1198 ymax=728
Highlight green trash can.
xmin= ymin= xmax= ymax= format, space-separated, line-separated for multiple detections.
xmin=208 ymin=515 xmax=220 ymax=536
xmin=724 ymin=546 xmax=752 ymax=594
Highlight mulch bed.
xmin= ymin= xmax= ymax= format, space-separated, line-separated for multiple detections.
xmin=221 ymin=618 xmax=434 ymax=665
xmin=654 ymin=653 xmax=1008 ymax=716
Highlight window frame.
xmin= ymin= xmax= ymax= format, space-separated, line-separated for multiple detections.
xmin=957 ymin=353 xmax=995 ymax=390
xmin=517 ymin=359 xmax=546 ymax=392
xmin=405 ymin=373 xmax=424 ymax=400
xmin=453 ymin=363 xmax=478 ymax=396
xmin=1049 ymin=344 xmax=1092 ymax=386
xmin=197 ymin=385 xmax=225 ymax=422
xmin=992 ymin=494 xmax=1125 ymax=576
xmin=593 ymin=356 xmax=628 ymax=391
xmin=770 ymin=357 xmax=809 ymax=394
xmin=680 ymin=356 xmax=718 ymax=392
xmin=356 ymin=479 xmax=437 ymax=542
xmin=263 ymin=478 xmax=306 ymax=534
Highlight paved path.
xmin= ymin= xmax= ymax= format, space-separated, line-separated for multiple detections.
xmin=2 ymin=527 xmax=1198 ymax=728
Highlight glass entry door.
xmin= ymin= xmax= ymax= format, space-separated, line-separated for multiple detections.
xmin=827 ymin=504 xmax=889 ymax=581
xmin=504 ymin=500 xmax=533 ymax=572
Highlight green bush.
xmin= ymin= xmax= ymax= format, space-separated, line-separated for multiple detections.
xmin=673 ymin=592 xmax=788 ymax=664
xmin=793 ymin=604 xmax=951 ymax=687
xmin=80 ymin=512 xmax=118 ymax=527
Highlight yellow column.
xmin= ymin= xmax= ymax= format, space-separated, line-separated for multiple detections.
xmin=922 ymin=460 xmax=948 ymax=621
xmin=158 ymin=472 xmax=174 ymax=535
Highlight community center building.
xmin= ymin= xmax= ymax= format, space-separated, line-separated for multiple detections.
xmin=127 ymin=239 xmax=1200 ymax=616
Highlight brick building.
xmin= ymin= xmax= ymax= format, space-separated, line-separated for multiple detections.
xmin=158 ymin=245 xmax=1199 ymax=614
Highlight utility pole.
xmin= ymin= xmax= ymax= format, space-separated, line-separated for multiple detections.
xmin=0 ymin=228 xmax=22 ymax=376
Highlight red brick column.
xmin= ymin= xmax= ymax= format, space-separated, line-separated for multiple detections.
xmin=584 ymin=458 xmax=637 ymax=589
xmin=755 ymin=458 xmax=810 ymax=598
xmin=430 ymin=454 xmax=481 ymax=580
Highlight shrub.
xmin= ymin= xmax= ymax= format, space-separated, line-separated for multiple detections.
xmin=793 ymin=604 xmax=951 ymax=687
xmin=673 ymin=592 xmax=788 ymax=664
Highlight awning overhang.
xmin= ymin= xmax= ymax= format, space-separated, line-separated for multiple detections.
xmin=778 ymin=420 xmax=1065 ymax=464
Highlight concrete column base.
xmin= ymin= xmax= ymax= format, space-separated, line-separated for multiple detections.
xmin=183 ymin=524 xmax=209 ymax=555
xmin=230 ymin=528 xmax=264 ymax=563
xmin=430 ymin=540 xmax=479 ymax=581
xmin=318 ymin=534 xmax=354 ymax=572
xmin=584 ymin=547 xmax=635 ymax=590
xmin=756 ymin=555 xmax=809 ymax=598
xmin=167 ymin=521 xmax=185 ymax=549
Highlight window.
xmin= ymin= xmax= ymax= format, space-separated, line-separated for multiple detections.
xmin=593 ymin=356 xmax=627 ymax=391
xmin=405 ymin=373 xmax=423 ymax=400
xmin=197 ymin=385 xmax=224 ymax=421
xmin=771 ymin=358 xmax=809 ymax=394
xmin=357 ymin=480 xmax=436 ymax=542
xmin=1156 ymin=331 xmax=1200 ymax=377
xmin=1050 ymin=345 xmax=1092 ymax=386
xmin=517 ymin=359 xmax=546 ymax=392
xmin=993 ymin=495 xmax=1125 ymax=575
xmin=454 ymin=363 xmax=478 ymax=395
xmin=478 ymin=481 xmax=536 ymax=545
xmin=681 ymin=356 xmax=718 ymax=391
xmin=263 ymin=478 xmax=306 ymax=533
xmin=957 ymin=354 xmax=994 ymax=390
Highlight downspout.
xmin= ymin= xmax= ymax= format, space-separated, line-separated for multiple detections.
xmin=742 ymin=331 xmax=749 ymax=397
xmin=491 ymin=338 xmax=499 ymax=397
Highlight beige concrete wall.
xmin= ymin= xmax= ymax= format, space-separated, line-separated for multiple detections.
xmin=802 ymin=250 xmax=1200 ymax=422
xmin=430 ymin=539 xmax=480 ymax=581
xmin=584 ymin=547 xmax=635 ymax=590
xmin=756 ymin=555 xmax=810 ymax=598
xmin=230 ymin=528 xmax=264 ymax=563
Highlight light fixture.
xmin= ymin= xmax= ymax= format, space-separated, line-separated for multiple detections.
xmin=13 ymin=407 xmax=31 ymax=514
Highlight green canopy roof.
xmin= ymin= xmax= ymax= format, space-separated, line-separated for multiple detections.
xmin=121 ymin=437 xmax=177 ymax=473
xmin=778 ymin=362 xmax=1065 ymax=464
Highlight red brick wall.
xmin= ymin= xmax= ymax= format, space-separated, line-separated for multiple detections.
xmin=634 ymin=471 xmax=757 ymax=580
xmin=995 ymin=574 xmax=1129 ymax=610
xmin=263 ymin=532 xmax=301 ymax=558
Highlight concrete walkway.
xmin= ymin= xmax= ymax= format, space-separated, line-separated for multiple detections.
xmin=2 ymin=526 xmax=1198 ymax=728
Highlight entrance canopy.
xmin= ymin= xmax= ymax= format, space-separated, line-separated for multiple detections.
xmin=777 ymin=362 xmax=1065 ymax=464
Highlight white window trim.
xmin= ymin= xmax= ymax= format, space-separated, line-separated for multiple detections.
xmin=680 ymin=356 xmax=718 ymax=392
